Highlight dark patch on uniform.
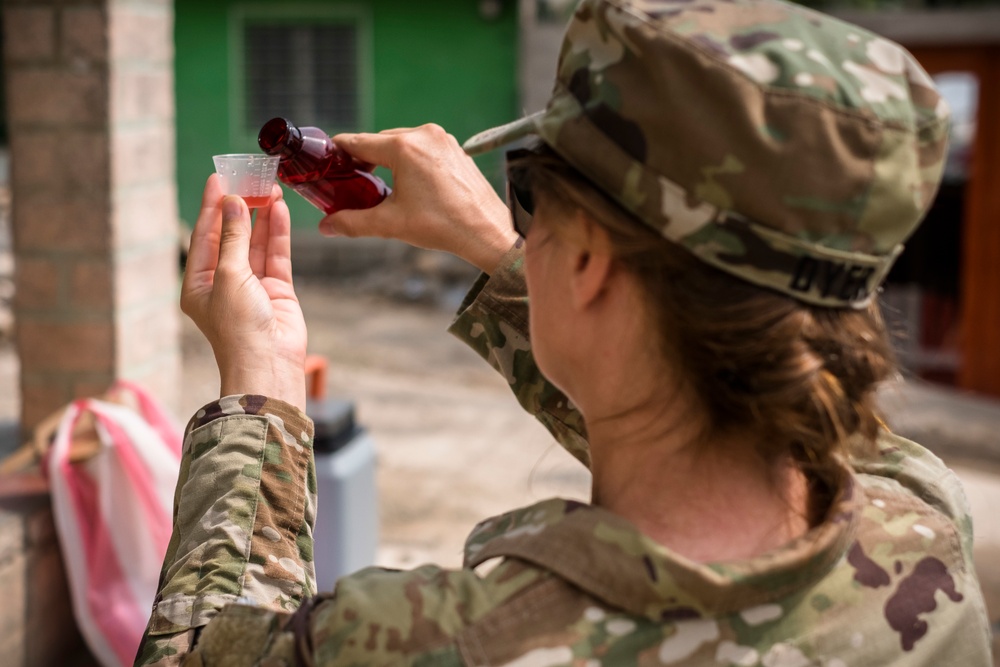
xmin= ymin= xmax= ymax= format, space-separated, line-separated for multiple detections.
xmin=365 ymin=623 xmax=380 ymax=651
xmin=344 ymin=608 xmax=357 ymax=621
xmin=811 ymin=593 xmax=833 ymax=612
xmin=885 ymin=557 xmax=963 ymax=651
xmin=689 ymin=34 xmax=729 ymax=58
xmin=830 ymin=510 xmax=853 ymax=523
xmin=564 ymin=500 xmax=588 ymax=513
xmin=196 ymin=400 xmax=224 ymax=428
xmin=643 ymin=555 xmax=658 ymax=582
xmin=847 ymin=542 xmax=891 ymax=589
xmin=568 ymin=67 xmax=592 ymax=105
xmin=730 ymin=31 xmax=781 ymax=50
xmin=241 ymin=394 xmax=267 ymax=415
xmin=192 ymin=437 xmax=221 ymax=461
xmin=895 ymin=561 xmax=904 ymax=575
xmin=386 ymin=578 xmax=450 ymax=652
xmin=661 ymin=607 xmax=700 ymax=621
xmin=584 ymin=104 xmax=647 ymax=163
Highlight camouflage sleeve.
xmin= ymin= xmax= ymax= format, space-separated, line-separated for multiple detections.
xmin=448 ymin=239 xmax=591 ymax=467
xmin=134 ymin=395 xmax=317 ymax=666
xmin=178 ymin=558 xmax=546 ymax=666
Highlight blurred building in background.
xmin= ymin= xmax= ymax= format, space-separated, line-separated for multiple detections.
xmin=824 ymin=3 xmax=1000 ymax=398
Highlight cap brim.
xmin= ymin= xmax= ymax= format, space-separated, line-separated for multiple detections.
xmin=462 ymin=111 xmax=544 ymax=156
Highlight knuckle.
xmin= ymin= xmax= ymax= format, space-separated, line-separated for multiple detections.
xmin=420 ymin=123 xmax=451 ymax=141
xmin=214 ymin=263 xmax=240 ymax=283
xmin=222 ymin=262 xmax=243 ymax=278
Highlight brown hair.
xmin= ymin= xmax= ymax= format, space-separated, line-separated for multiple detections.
xmin=511 ymin=145 xmax=896 ymax=501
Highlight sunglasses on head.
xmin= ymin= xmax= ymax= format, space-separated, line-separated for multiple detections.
xmin=506 ymin=149 xmax=535 ymax=238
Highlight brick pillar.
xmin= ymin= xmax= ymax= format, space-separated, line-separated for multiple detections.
xmin=0 ymin=494 xmax=89 ymax=665
xmin=2 ymin=0 xmax=181 ymax=434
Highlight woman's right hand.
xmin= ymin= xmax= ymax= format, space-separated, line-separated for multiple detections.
xmin=320 ymin=124 xmax=519 ymax=274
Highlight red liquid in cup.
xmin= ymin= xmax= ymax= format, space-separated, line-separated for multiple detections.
xmin=258 ymin=118 xmax=390 ymax=215
xmin=242 ymin=195 xmax=271 ymax=209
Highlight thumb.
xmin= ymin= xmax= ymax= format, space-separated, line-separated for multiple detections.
xmin=217 ymin=195 xmax=252 ymax=270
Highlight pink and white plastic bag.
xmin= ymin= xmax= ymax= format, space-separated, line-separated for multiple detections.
xmin=46 ymin=380 xmax=182 ymax=666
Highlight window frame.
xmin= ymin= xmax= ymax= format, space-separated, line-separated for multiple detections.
xmin=228 ymin=3 xmax=375 ymax=150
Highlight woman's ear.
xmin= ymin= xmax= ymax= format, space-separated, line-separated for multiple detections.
xmin=569 ymin=211 xmax=615 ymax=311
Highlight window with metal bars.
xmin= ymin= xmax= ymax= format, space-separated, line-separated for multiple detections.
xmin=242 ymin=21 xmax=360 ymax=135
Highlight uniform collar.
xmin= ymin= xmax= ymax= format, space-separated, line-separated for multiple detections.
xmin=464 ymin=469 xmax=859 ymax=620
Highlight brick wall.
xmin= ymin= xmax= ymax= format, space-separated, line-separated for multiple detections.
xmin=0 ymin=491 xmax=92 ymax=665
xmin=3 ymin=0 xmax=181 ymax=433
xmin=0 ymin=1 xmax=180 ymax=664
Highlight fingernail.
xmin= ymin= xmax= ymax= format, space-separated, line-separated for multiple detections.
xmin=221 ymin=195 xmax=243 ymax=220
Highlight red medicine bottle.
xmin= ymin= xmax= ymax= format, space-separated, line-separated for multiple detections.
xmin=258 ymin=117 xmax=390 ymax=214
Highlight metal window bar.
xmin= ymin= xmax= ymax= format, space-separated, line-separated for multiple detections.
xmin=244 ymin=23 xmax=358 ymax=133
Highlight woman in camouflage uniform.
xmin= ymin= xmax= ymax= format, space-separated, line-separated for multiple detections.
xmin=137 ymin=0 xmax=992 ymax=664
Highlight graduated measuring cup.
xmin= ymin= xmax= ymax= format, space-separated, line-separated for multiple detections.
xmin=212 ymin=154 xmax=281 ymax=208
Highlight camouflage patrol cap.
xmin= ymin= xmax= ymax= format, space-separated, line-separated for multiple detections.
xmin=464 ymin=0 xmax=950 ymax=308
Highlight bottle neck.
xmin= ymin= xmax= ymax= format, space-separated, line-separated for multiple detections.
xmin=259 ymin=118 xmax=303 ymax=158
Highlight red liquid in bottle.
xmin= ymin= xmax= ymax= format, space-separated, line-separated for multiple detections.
xmin=258 ymin=118 xmax=390 ymax=215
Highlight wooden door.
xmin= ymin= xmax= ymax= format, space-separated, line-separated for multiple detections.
xmin=908 ymin=46 xmax=1000 ymax=397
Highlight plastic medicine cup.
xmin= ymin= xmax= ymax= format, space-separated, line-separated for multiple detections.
xmin=212 ymin=154 xmax=280 ymax=209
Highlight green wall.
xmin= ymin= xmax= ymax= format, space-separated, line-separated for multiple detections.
xmin=175 ymin=0 xmax=518 ymax=228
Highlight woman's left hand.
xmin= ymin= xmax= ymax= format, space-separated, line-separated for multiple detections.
xmin=181 ymin=175 xmax=308 ymax=411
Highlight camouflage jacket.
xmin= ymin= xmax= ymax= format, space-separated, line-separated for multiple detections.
xmin=136 ymin=244 xmax=992 ymax=666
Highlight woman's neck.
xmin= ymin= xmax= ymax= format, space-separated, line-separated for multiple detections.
xmin=544 ymin=256 xmax=814 ymax=563
xmin=584 ymin=395 xmax=813 ymax=563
